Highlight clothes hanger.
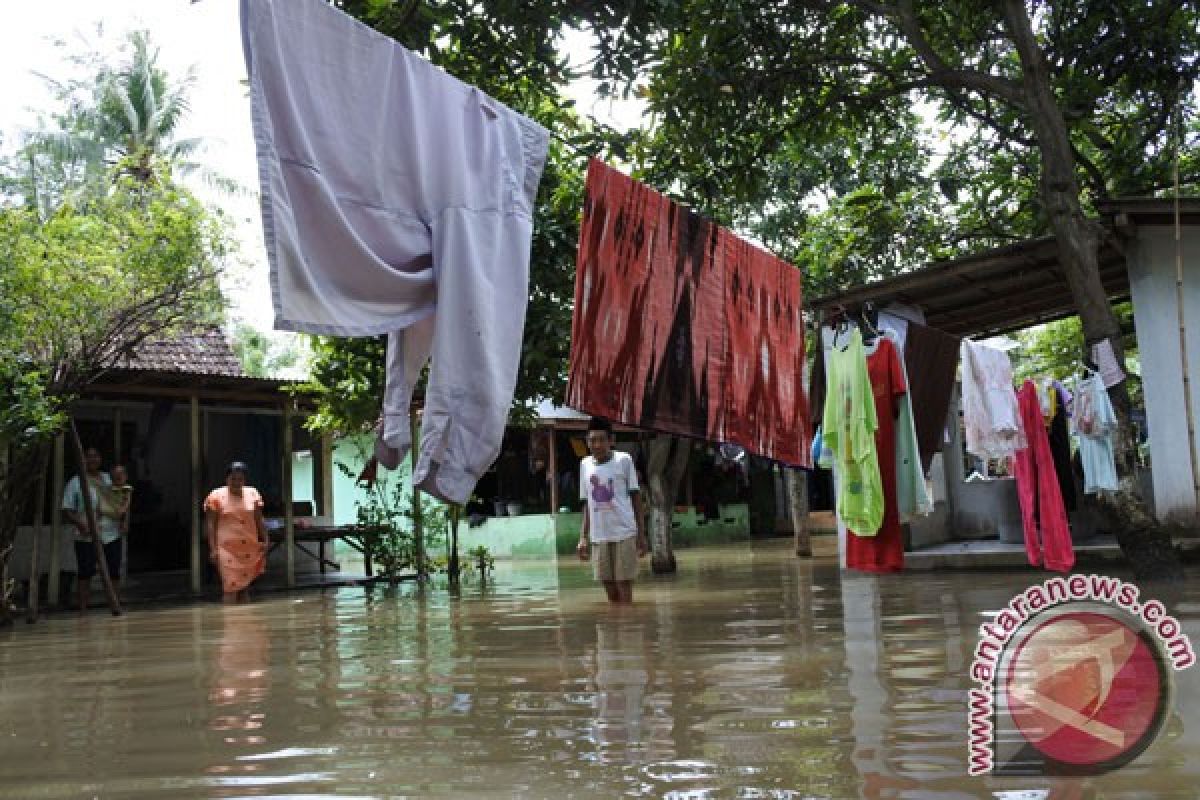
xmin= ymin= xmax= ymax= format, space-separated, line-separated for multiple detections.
xmin=860 ymin=301 xmax=882 ymax=344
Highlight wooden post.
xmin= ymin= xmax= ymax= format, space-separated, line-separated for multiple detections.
xmin=548 ymin=424 xmax=559 ymax=515
xmin=411 ymin=410 xmax=425 ymax=580
xmin=113 ymin=407 xmax=128 ymax=582
xmin=112 ymin=407 xmax=122 ymax=463
xmin=48 ymin=435 xmax=64 ymax=608
xmin=283 ymin=401 xmax=295 ymax=588
xmin=786 ymin=468 xmax=811 ymax=557
xmin=320 ymin=432 xmax=335 ymax=521
xmin=68 ymin=421 xmax=122 ymax=615
xmin=26 ymin=445 xmax=49 ymax=623
xmin=448 ymin=506 xmax=460 ymax=585
xmin=190 ymin=394 xmax=202 ymax=595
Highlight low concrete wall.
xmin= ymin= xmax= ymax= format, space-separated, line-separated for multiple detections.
xmin=553 ymin=504 xmax=753 ymax=555
xmin=459 ymin=513 xmax=557 ymax=559
xmin=953 ymin=479 xmax=1024 ymax=542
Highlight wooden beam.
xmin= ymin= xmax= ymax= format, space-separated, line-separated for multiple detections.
xmin=47 ymin=434 xmax=64 ymax=608
xmin=85 ymin=383 xmax=302 ymax=407
xmin=190 ymin=394 xmax=202 ymax=595
xmin=283 ymin=400 xmax=295 ymax=588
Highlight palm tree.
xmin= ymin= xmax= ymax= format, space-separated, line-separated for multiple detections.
xmin=19 ymin=29 xmax=237 ymax=213
xmin=93 ymin=31 xmax=205 ymax=183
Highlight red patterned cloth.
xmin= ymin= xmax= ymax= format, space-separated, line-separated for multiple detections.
xmin=567 ymin=160 xmax=811 ymax=465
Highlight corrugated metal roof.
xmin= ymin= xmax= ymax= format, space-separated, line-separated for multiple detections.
xmin=809 ymin=235 xmax=1129 ymax=338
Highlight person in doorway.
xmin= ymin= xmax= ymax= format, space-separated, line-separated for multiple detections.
xmin=204 ymin=462 xmax=269 ymax=604
xmin=62 ymin=446 xmax=122 ymax=612
xmin=576 ymin=418 xmax=647 ymax=604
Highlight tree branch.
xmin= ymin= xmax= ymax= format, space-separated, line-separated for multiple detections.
xmin=1071 ymin=142 xmax=1109 ymax=198
xmin=849 ymin=0 xmax=1028 ymax=108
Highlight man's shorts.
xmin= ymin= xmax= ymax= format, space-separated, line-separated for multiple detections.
xmin=75 ymin=539 xmax=122 ymax=580
xmin=593 ymin=537 xmax=638 ymax=582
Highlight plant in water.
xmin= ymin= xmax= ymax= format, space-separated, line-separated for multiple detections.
xmin=464 ymin=545 xmax=495 ymax=585
xmin=335 ymin=458 xmax=447 ymax=582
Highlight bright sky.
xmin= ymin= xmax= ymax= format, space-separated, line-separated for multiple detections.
xmin=0 ymin=1 xmax=641 ymax=346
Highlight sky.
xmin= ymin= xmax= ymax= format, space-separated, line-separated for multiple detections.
xmin=0 ymin=1 xmax=642 ymax=341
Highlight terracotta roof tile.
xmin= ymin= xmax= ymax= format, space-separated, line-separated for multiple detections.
xmin=119 ymin=326 xmax=245 ymax=377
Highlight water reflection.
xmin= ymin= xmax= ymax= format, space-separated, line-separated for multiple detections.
xmin=1 ymin=544 xmax=1198 ymax=798
xmin=589 ymin=612 xmax=650 ymax=761
xmin=206 ymin=605 xmax=271 ymax=787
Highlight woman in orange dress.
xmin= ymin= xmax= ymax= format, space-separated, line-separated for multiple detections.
xmin=204 ymin=462 xmax=268 ymax=603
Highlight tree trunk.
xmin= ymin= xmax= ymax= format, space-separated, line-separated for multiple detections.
xmin=26 ymin=445 xmax=49 ymax=623
xmin=0 ymin=439 xmax=48 ymax=626
xmin=1001 ymin=0 xmax=1182 ymax=579
xmin=785 ymin=468 xmax=812 ymax=557
xmin=644 ymin=434 xmax=691 ymax=574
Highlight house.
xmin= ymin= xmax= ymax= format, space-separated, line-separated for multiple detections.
xmin=807 ymin=196 xmax=1200 ymax=568
xmin=12 ymin=327 xmax=335 ymax=605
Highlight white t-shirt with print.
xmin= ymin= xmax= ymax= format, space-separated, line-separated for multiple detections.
xmin=580 ymin=452 xmax=640 ymax=543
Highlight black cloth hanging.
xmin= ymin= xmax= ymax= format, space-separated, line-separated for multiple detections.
xmin=1046 ymin=385 xmax=1078 ymax=513
xmin=902 ymin=322 xmax=962 ymax=472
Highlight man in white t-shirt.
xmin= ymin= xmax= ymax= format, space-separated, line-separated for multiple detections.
xmin=576 ymin=417 xmax=646 ymax=603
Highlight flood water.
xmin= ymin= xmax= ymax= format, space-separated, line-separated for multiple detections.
xmin=3 ymin=541 xmax=1199 ymax=799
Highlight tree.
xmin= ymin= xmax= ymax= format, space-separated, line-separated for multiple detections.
xmin=0 ymin=172 xmax=229 ymax=621
xmin=21 ymin=29 xmax=236 ymax=214
xmin=0 ymin=29 xmax=233 ymax=619
xmin=230 ymin=322 xmax=303 ymax=379
xmin=580 ymin=0 xmax=1200 ymax=576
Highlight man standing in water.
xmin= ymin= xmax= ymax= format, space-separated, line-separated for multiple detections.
xmin=576 ymin=417 xmax=647 ymax=603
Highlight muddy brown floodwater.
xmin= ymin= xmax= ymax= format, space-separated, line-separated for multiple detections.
xmin=2 ymin=541 xmax=1199 ymax=799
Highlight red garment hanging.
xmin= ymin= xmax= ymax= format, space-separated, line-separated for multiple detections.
xmin=566 ymin=160 xmax=811 ymax=466
xmin=1012 ymin=380 xmax=1075 ymax=573
xmin=847 ymin=337 xmax=906 ymax=573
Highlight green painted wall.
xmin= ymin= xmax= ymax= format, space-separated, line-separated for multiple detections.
xmin=292 ymin=453 xmax=314 ymax=507
xmin=552 ymin=505 xmax=752 ymax=555
xmin=316 ymin=436 xmax=754 ymax=560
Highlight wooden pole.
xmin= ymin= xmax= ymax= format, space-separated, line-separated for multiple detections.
xmin=190 ymin=394 xmax=202 ymax=595
xmin=320 ymin=432 xmax=335 ymax=521
xmin=48 ymin=435 xmax=64 ymax=608
xmin=26 ymin=445 xmax=49 ymax=623
xmin=68 ymin=421 xmax=122 ymax=615
xmin=548 ymin=423 xmax=559 ymax=515
xmin=411 ymin=410 xmax=425 ymax=580
xmin=786 ymin=468 xmax=811 ymax=557
xmin=448 ymin=505 xmax=460 ymax=585
xmin=283 ymin=401 xmax=295 ymax=588
xmin=114 ymin=407 xmax=128 ymax=582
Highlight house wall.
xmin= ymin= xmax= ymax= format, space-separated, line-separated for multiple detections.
xmin=1128 ymin=225 xmax=1200 ymax=524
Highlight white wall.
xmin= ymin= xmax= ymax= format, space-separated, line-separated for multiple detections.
xmin=1128 ymin=225 xmax=1200 ymax=523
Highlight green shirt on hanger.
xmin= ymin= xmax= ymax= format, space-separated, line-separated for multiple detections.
xmin=822 ymin=328 xmax=884 ymax=535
